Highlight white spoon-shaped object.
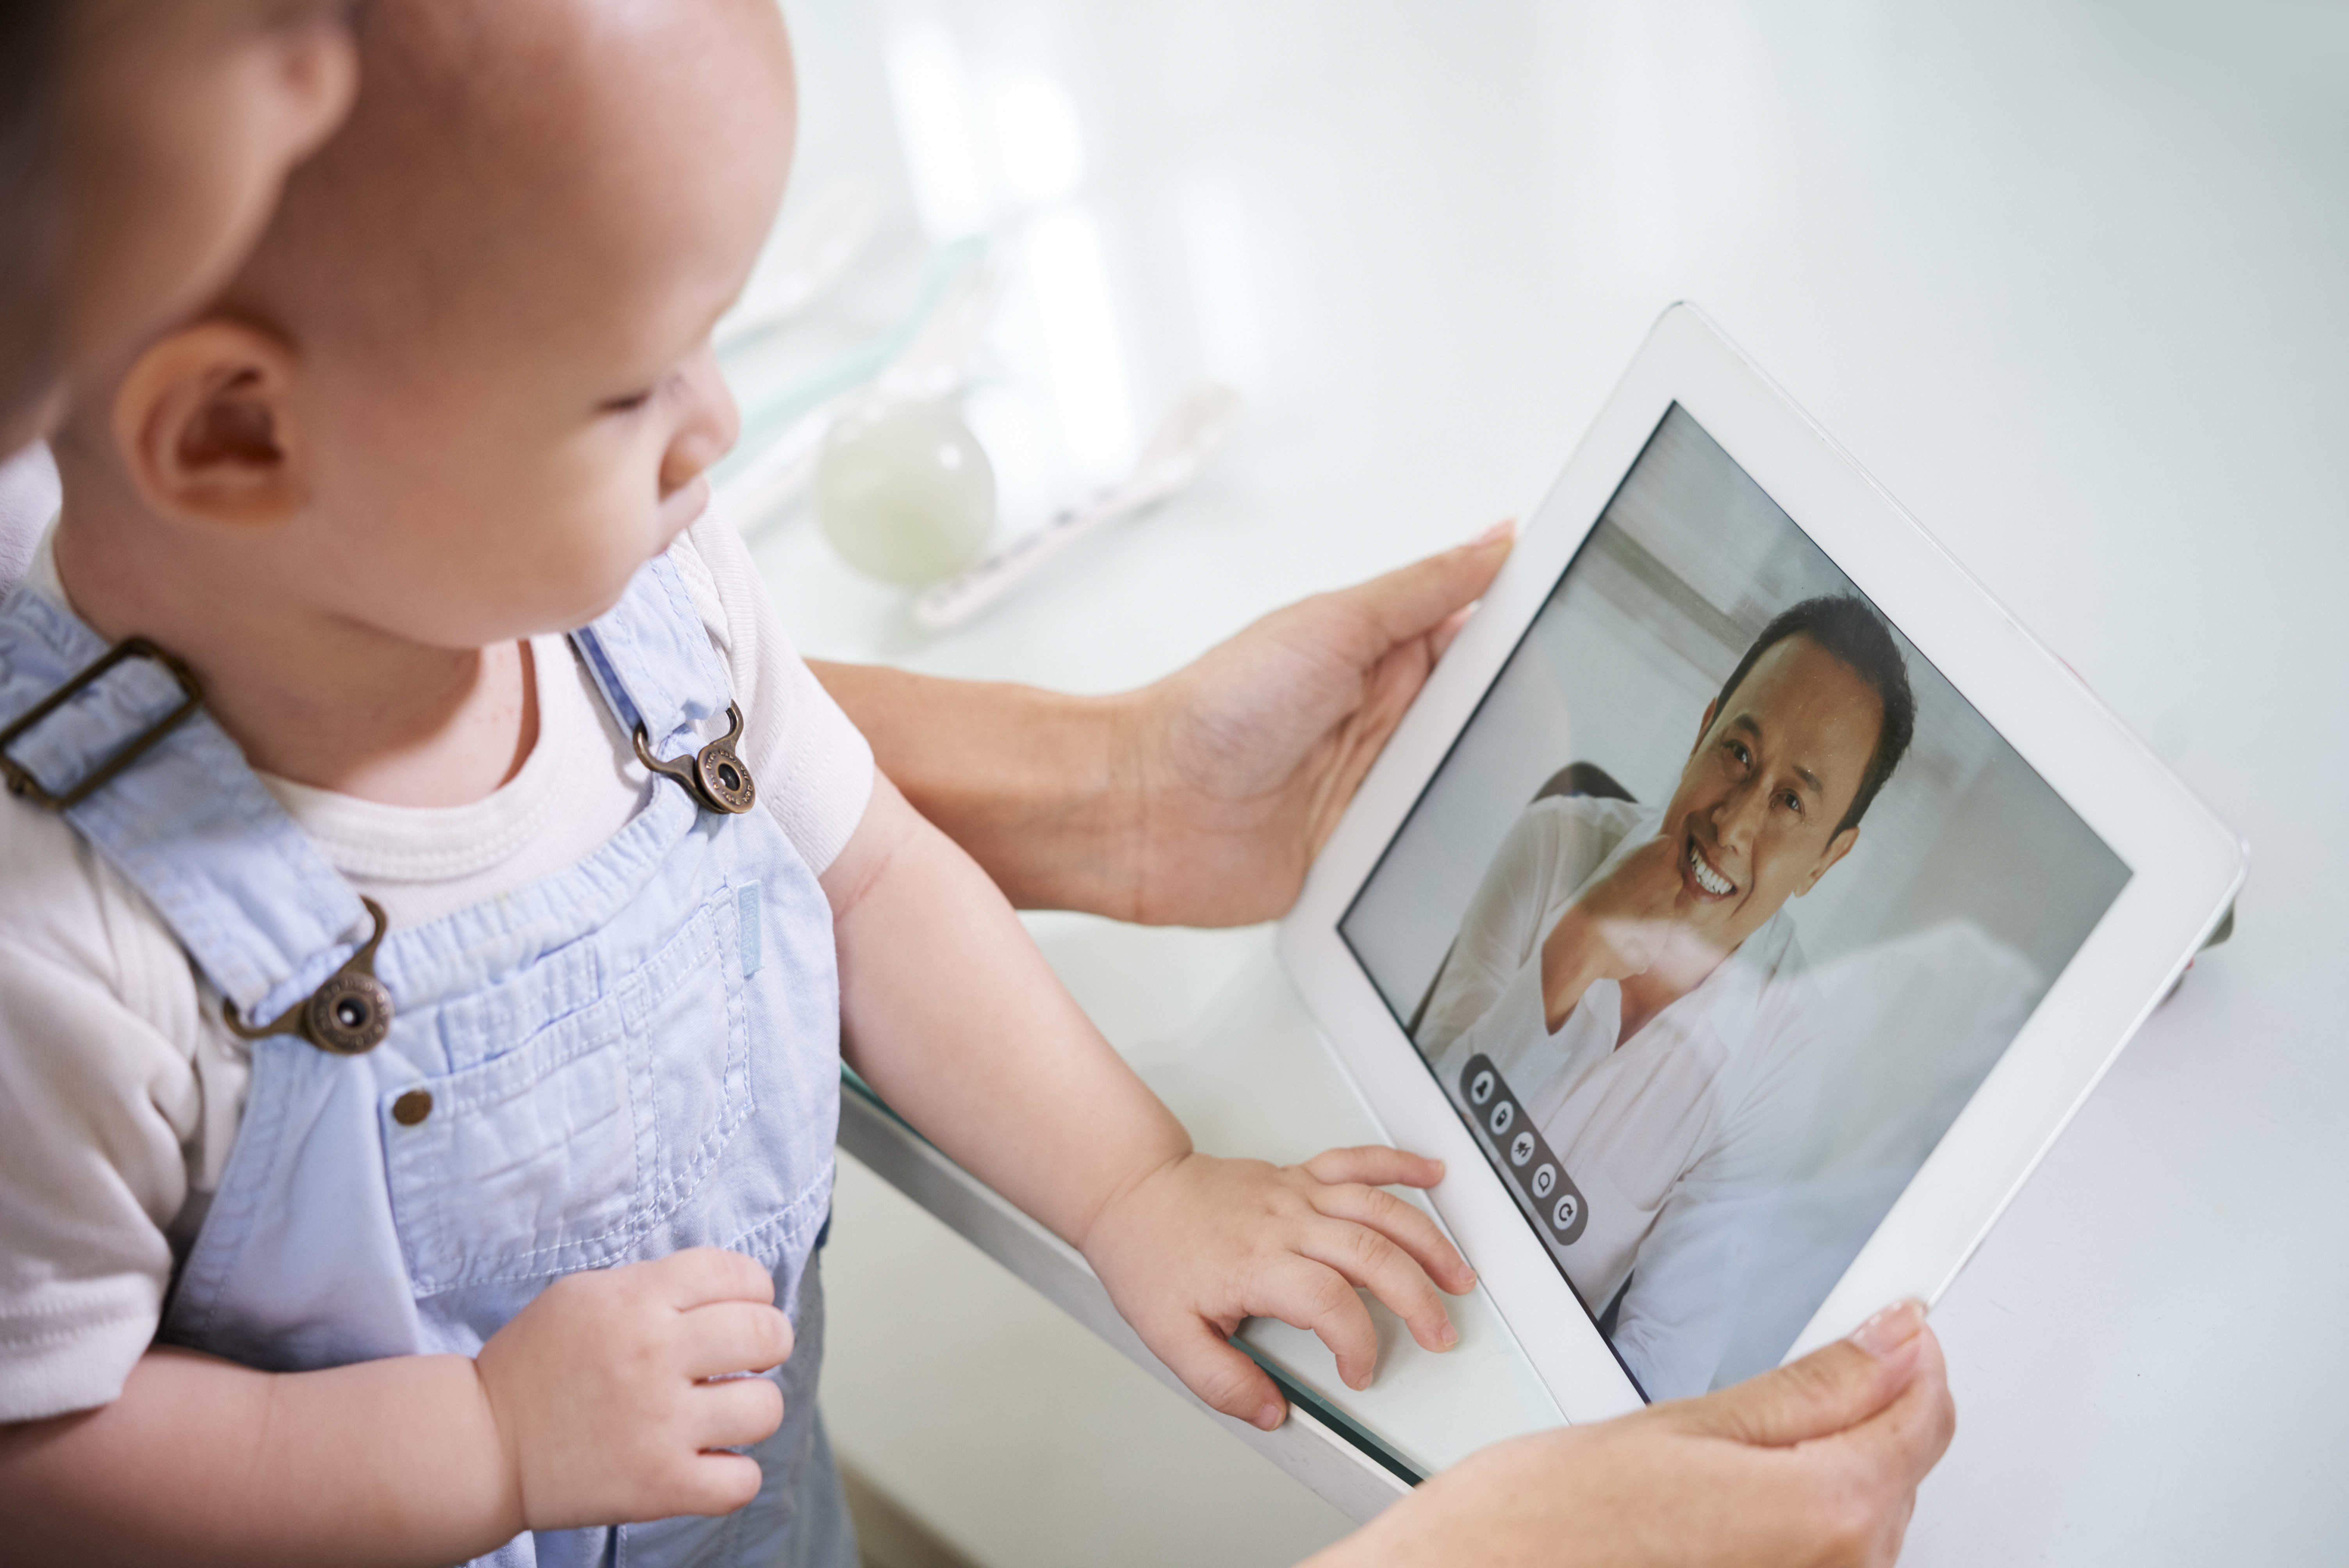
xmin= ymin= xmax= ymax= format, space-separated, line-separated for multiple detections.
xmin=910 ymin=381 xmax=1244 ymax=633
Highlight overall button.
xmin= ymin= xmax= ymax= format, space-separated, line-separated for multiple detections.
xmin=392 ymin=1089 xmax=434 ymax=1127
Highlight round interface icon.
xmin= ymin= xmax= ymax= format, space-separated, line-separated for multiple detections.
xmin=1488 ymin=1100 xmax=1514 ymax=1136
xmin=1510 ymin=1130 xmax=1536 ymax=1166
xmin=1531 ymin=1163 xmax=1556 ymax=1198
xmin=1469 ymin=1069 xmax=1496 ymax=1106
xmin=1552 ymin=1194 xmax=1580 ymax=1230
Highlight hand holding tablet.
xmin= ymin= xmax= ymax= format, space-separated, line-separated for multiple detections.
xmin=1280 ymin=305 xmax=2244 ymax=1421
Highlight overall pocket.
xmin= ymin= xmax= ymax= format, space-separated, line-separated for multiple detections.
xmin=382 ymin=895 xmax=753 ymax=1292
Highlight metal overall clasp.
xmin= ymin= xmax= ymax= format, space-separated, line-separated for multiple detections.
xmin=0 ymin=636 xmax=204 ymax=811
xmin=633 ymin=701 xmax=756 ymax=815
xmin=223 ymin=896 xmax=396 ymax=1056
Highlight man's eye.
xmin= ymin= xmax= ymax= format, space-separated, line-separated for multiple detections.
xmin=1778 ymin=789 xmax=1802 ymax=814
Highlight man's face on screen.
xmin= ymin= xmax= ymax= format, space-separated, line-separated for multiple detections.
xmin=1664 ymin=634 xmax=1880 ymax=953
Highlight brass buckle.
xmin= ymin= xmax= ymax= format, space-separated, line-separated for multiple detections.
xmin=223 ymin=896 xmax=396 ymax=1056
xmin=633 ymin=702 xmax=756 ymax=815
xmin=0 ymin=636 xmax=204 ymax=811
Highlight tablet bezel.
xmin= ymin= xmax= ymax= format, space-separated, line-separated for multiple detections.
xmin=1278 ymin=303 xmax=2247 ymax=1422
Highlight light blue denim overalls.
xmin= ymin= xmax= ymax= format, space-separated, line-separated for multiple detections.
xmin=0 ymin=553 xmax=853 ymax=1567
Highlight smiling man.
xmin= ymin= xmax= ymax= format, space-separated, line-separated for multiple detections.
xmin=1418 ymin=595 xmax=1916 ymax=1400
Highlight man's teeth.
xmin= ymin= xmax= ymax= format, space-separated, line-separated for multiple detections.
xmin=1687 ymin=841 xmax=1734 ymax=896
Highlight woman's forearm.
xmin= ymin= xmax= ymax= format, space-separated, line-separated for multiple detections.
xmin=0 ymin=1345 xmax=519 ymax=1568
xmin=809 ymin=661 xmax=1145 ymax=919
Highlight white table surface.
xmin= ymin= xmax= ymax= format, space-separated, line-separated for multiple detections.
xmin=740 ymin=2 xmax=2347 ymax=1561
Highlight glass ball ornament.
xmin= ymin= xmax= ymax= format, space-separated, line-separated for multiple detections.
xmin=814 ymin=400 xmax=996 ymax=585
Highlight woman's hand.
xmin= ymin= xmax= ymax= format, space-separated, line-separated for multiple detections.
xmin=818 ymin=526 xmax=1513 ymax=925
xmin=1310 ymin=1301 xmax=1955 ymax=1568
xmin=1078 ymin=1146 xmax=1479 ymax=1430
xmin=1115 ymin=524 xmax=1514 ymax=925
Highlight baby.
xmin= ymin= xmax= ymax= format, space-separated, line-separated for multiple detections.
xmin=0 ymin=1 xmax=1475 ymax=1562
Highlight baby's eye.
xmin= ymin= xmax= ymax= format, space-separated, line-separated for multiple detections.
xmin=602 ymin=389 xmax=656 ymax=415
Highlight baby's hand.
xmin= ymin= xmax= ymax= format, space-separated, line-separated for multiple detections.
xmin=1080 ymin=1147 xmax=1477 ymax=1431
xmin=474 ymin=1248 xmax=793 ymax=1531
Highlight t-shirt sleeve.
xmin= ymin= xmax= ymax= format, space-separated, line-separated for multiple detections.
xmin=0 ymin=845 xmax=203 ymax=1421
xmin=669 ymin=508 xmax=875 ymax=876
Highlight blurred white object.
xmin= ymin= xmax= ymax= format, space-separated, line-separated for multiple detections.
xmin=911 ymin=381 xmax=1243 ymax=632
xmin=815 ymin=401 xmax=998 ymax=585
xmin=720 ymin=252 xmax=1006 ymax=532
xmin=716 ymin=175 xmax=887 ymax=350
xmin=0 ymin=442 xmax=59 ymax=590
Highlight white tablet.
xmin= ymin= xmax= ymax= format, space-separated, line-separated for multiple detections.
xmin=1278 ymin=304 xmax=2244 ymax=1421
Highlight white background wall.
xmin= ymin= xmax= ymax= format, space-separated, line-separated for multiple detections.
xmin=748 ymin=0 xmax=2346 ymax=1561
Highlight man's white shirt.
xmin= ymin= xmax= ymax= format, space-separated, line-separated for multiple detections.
xmin=1420 ymin=795 xmax=1826 ymax=1399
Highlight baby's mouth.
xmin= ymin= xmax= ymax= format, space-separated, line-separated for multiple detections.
xmin=1687 ymin=838 xmax=1736 ymax=898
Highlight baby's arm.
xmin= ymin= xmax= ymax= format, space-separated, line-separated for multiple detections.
xmin=0 ymin=1248 xmax=788 ymax=1567
xmin=825 ymin=776 xmax=1479 ymax=1428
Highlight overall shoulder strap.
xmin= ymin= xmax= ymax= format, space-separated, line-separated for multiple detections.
xmin=569 ymin=549 xmax=736 ymax=756
xmin=0 ymin=583 xmax=373 ymax=1019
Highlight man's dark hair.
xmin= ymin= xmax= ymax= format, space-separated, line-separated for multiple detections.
xmin=1711 ymin=595 xmax=1916 ymax=836
xmin=1 ymin=0 xmax=70 ymax=437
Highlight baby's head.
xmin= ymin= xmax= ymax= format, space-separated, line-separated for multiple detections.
xmin=55 ymin=0 xmax=794 ymax=649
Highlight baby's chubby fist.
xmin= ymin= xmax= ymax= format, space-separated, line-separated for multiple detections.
xmin=474 ymin=1247 xmax=795 ymax=1533
xmin=1078 ymin=1147 xmax=1478 ymax=1431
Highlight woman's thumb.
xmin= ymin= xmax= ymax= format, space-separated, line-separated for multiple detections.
xmin=1661 ymin=1300 xmax=1928 ymax=1449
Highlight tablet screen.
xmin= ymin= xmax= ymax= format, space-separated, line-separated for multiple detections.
xmin=1338 ymin=404 xmax=2131 ymax=1402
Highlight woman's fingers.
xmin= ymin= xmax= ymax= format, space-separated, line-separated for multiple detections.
xmin=1834 ymin=1318 xmax=1955 ymax=1490
xmin=679 ymin=1298 xmax=795 ymax=1381
xmin=1307 ymin=1179 xmax=1476 ymax=1295
xmin=1663 ymin=1302 xmax=1939 ymax=1457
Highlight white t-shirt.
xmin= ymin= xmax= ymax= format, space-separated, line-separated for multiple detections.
xmin=1420 ymin=796 xmax=1825 ymax=1400
xmin=0 ymin=442 xmax=58 ymax=590
xmin=0 ymin=510 xmax=874 ymax=1422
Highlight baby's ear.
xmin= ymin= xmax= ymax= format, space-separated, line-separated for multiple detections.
xmin=110 ymin=320 xmax=308 ymax=531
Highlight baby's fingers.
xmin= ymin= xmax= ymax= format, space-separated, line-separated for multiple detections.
xmin=1310 ymin=1180 xmax=1476 ymax=1295
xmin=1299 ymin=1217 xmax=1458 ymax=1358
xmin=649 ymin=1246 xmax=777 ymax=1310
xmin=681 ymin=1299 xmax=794 ymax=1380
xmin=1255 ymin=1254 xmax=1383 ymax=1391
xmin=1303 ymin=1144 xmax=1445 ymax=1192
xmin=1148 ymin=1314 xmax=1289 ymax=1432
xmin=691 ymin=1370 xmax=787 ymax=1452
xmin=668 ymin=1448 xmax=768 ymax=1519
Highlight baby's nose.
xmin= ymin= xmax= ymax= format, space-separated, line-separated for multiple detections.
xmin=661 ymin=352 xmax=741 ymax=495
